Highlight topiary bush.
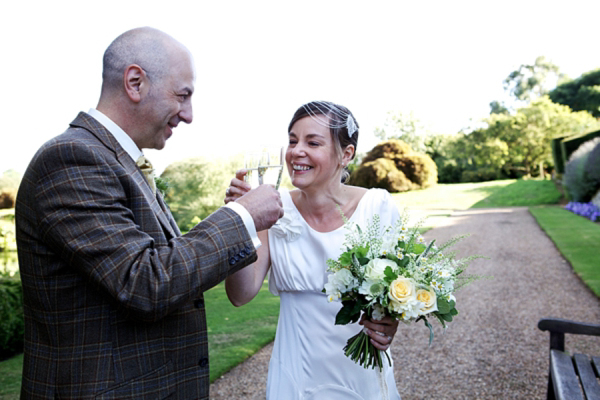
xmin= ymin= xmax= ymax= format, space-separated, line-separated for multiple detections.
xmin=348 ymin=140 xmax=437 ymax=192
xmin=361 ymin=139 xmax=413 ymax=164
xmin=0 ymin=189 xmax=16 ymax=209
xmin=583 ymin=139 xmax=600 ymax=197
xmin=348 ymin=158 xmax=416 ymax=192
xmin=395 ymin=153 xmax=438 ymax=188
xmin=0 ymin=272 xmax=24 ymax=360
xmin=563 ymin=137 xmax=600 ymax=202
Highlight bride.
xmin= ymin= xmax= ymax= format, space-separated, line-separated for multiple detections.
xmin=224 ymin=101 xmax=402 ymax=400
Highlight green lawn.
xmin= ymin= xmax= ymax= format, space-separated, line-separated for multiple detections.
xmin=0 ymin=353 xmax=22 ymax=399
xmin=206 ymin=281 xmax=279 ymax=382
xmin=530 ymin=206 xmax=600 ymax=297
xmin=391 ymin=179 xmax=562 ymax=210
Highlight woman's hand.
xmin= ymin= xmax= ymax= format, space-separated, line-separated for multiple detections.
xmin=224 ymin=169 xmax=252 ymax=204
xmin=359 ymin=314 xmax=399 ymax=351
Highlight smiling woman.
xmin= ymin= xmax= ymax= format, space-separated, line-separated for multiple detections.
xmin=223 ymin=100 xmax=403 ymax=399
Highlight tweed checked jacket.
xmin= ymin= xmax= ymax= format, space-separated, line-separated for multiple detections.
xmin=16 ymin=112 xmax=257 ymax=399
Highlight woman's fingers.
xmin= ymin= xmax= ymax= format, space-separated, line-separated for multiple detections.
xmin=360 ymin=314 xmax=399 ymax=350
xmin=224 ymin=170 xmax=252 ymax=204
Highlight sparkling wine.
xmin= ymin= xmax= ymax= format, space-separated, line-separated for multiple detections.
xmin=245 ymin=165 xmax=284 ymax=189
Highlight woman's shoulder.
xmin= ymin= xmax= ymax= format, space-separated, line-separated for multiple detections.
xmin=346 ymin=185 xmax=391 ymax=203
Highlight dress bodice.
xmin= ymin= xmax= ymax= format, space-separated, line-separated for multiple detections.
xmin=265 ymin=188 xmax=402 ymax=400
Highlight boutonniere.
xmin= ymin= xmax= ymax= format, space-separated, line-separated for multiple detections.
xmin=154 ymin=176 xmax=170 ymax=199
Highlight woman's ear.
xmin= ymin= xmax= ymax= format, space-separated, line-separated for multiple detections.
xmin=342 ymin=144 xmax=355 ymax=166
xmin=123 ymin=64 xmax=147 ymax=103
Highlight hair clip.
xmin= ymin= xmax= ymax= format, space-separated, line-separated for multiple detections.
xmin=346 ymin=115 xmax=357 ymax=138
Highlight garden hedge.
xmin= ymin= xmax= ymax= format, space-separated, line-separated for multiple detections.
xmin=0 ymin=273 xmax=24 ymax=359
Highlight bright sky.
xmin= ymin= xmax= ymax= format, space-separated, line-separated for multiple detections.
xmin=2 ymin=0 xmax=599 ymax=176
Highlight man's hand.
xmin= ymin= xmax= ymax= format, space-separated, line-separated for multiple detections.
xmin=235 ymin=184 xmax=283 ymax=232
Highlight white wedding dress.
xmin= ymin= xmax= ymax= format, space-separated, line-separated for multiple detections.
xmin=266 ymin=188 xmax=402 ymax=400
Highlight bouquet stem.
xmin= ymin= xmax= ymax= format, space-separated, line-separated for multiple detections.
xmin=343 ymin=329 xmax=391 ymax=371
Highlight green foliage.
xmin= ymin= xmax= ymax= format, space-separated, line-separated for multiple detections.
xmin=563 ymin=138 xmax=600 ymax=202
xmin=549 ymin=68 xmax=600 ymax=118
xmin=584 ymin=140 xmax=600 ymax=198
xmin=461 ymin=167 xmax=501 ymax=183
xmin=530 ymin=206 xmax=600 ymax=297
xmin=349 ymin=158 xmax=415 ymax=192
xmin=560 ymin=129 xmax=600 ymax=168
xmin=0 ymin=272 xmax=24 ymax=359
xmin=161 ymin=156 xmax=241 ymax=231
xmin=348 ymin=140 xmax=437 ymax=192
xmin=480 ymin=97 xmax=599 ymax=176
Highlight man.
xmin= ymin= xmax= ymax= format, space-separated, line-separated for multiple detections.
xmin=15 ymin=27 xmax=282 ymax=399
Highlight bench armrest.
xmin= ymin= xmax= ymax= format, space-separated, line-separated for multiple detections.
xmin=538 ymin=318 xmax=600 ymax=351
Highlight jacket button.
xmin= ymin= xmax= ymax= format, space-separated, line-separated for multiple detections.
xmin=239 ymin=250 xmax=247 ymax=257
xmin=245 ymin=245 xmax=253 ymax=253
xmin=198 ymin=357 xmax=209 ymax=367
xmin=194 ymin=298 xmax=204 ymax=308
xmin=229 ymin=257 xmax=236 ymax=265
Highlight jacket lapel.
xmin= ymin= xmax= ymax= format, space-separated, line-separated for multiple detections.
xmin=70 ymin=112 xmax=178 ymax=239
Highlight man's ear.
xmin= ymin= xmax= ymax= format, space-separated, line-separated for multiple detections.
xmin=124 ymin=64 xmax=146 ymax=103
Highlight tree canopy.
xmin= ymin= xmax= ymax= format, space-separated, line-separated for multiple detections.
xmin=549 ymin=68 xmax=600 ymax=118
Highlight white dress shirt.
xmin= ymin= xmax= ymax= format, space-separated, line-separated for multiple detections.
xmin=87 ymin=108 xmax=261 ymax=248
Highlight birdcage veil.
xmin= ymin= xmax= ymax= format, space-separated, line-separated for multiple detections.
xmin=300 ymin=101 xmax=358 ymax=139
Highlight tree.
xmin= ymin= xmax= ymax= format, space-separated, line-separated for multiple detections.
xmin=481 ymin=97 xmax=600 ymax=176
xmin=374 ymin=111 xmax=431 ymax=154
xmin=503 ymin=56 xmax=566 ymax=103
xmin=549 ymin=68 xmax=600 ymax=118
xmin=489 ymin=100 xmax=510 ymax=115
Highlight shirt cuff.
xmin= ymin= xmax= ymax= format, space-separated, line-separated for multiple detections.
xmin=225 ymin=202 xmax=262 ymax=249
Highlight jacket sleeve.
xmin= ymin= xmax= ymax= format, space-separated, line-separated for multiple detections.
xmin=29 ymin=137 xmax=256 ymax=322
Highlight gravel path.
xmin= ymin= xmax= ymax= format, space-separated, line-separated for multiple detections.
xmin=209 ymin=207 xmax=600 ymax=399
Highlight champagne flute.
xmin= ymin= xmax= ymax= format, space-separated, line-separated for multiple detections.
xmin=244 ymin=147 xmax=284 ymax=190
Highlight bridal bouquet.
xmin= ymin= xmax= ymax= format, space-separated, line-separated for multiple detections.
xmin=323 ymin=210 xmax=481 ymax=371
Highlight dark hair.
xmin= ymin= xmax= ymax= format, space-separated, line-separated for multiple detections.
xmin=288 ymin=101 xmax=359 ymax=173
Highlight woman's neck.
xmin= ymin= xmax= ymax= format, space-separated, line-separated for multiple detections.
xmin=293 ymin=183 xmax=354 ymax=231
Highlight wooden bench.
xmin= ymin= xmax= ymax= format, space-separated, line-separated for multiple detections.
xmin=538 ymin=317 xmax=600 ymax=400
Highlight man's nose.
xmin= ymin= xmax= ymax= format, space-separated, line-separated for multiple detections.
xmin=180 ymin=103 xmax=193 ymax=124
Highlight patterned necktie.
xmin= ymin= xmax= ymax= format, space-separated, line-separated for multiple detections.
xmin=136 ymin=155 xmax=156 ymax=194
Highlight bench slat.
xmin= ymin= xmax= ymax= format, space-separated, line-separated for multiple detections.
xmin=551 ymin=350 xmax=585 ymax=400
xmin=573 ymin=354 xmax=600 ymax=400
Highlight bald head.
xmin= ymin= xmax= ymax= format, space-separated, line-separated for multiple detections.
xmin=101 ymin=27 xmax=186 ymax=94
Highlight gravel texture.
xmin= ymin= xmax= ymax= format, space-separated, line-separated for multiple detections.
xmin=209 ymin=207 xmax=600 ymax=399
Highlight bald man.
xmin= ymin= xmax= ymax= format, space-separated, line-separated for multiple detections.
xmin=15 ymin=27 xmax=282 ymax=399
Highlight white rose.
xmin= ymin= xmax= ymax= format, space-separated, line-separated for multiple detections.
xmin=365 ymin=258 xmax=396 ymax=281
xmin=325 ymin=268 xmax=356 ymax=294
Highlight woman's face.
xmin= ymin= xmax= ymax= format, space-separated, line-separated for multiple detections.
xmin=286 ymin=115 xmax=343 ymax=190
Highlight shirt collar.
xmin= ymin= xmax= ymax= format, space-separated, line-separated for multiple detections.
xmin=88 ymin=108 xmax=143 ymax=161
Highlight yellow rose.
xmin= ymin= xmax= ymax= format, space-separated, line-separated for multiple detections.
xmin=388 ymin=277 xmax=416 ymax=305
xmin=416 ymin=287 xmax=438 ymax=314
